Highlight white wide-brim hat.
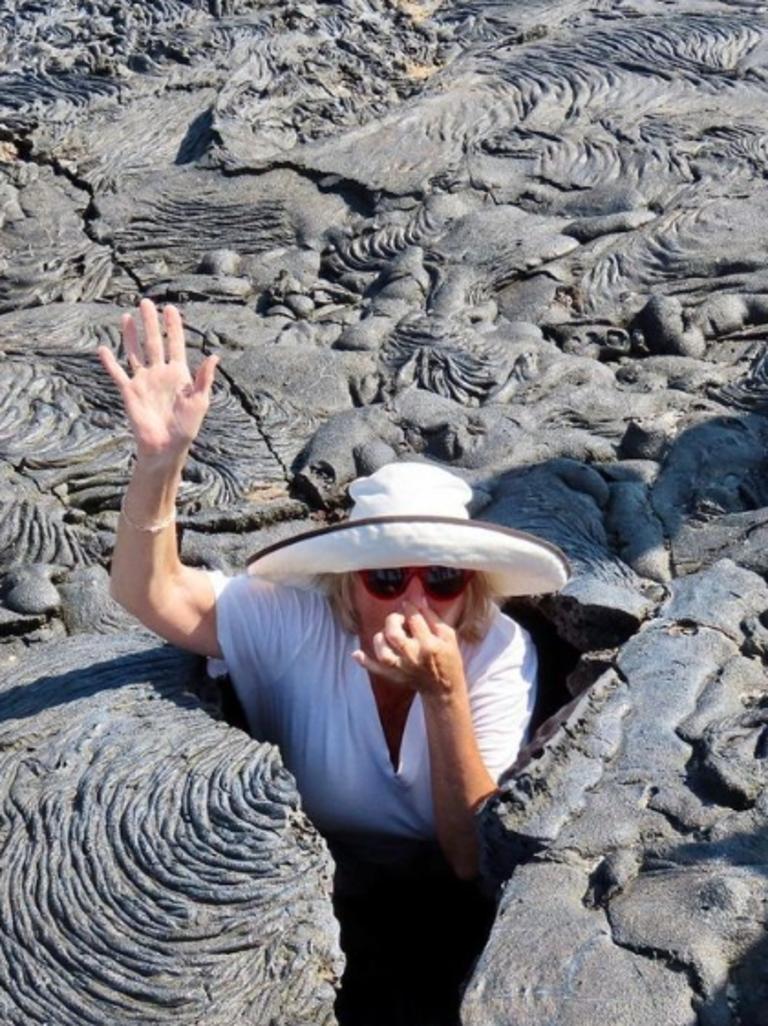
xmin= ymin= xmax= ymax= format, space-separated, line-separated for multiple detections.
xmin=247 ymin=462 xmax=570 ymax=597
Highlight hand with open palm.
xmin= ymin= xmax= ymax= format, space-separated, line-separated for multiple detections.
xmin=97 ymin=298 xmax=218 ymax=464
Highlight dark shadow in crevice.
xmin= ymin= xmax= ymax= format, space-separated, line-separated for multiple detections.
xmin=329 ymin=838 xmax=496 ymax=1026
xmin=175 ymin=108 xmax=215 ymax=165
xmin=198 ymin=668 xmax=251 ymax=733
xmin=505 ymin=597 xmax=581 ymax=731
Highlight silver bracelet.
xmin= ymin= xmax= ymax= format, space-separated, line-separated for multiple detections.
xmin=119 ymin=496 xmax=177 ymax=534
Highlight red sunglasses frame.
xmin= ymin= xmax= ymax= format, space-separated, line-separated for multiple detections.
xmin=356 ymin=566 xmax=473 ymax=602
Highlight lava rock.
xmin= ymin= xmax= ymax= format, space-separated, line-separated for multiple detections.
xmin=0 ymin=634 xmax=342 ymax=1025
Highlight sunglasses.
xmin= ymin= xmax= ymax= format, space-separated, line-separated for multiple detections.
xmin=357 ymin=566 xmax=473 ymax=601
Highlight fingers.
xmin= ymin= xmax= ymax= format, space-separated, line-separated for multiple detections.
xmin=373 ymin=630 xmax=401 ymax=667
xmin=402 ymin=601 xmax=433 ymax=643
xmin=383 ymin=611 xmax=409 ymax=649
xmin=97 ymin=345 xmax=130 ymax=391
xmin=403 ymin=600 xmax=457 ymax=652
xmin=403 ymin=598 xmax=447 ymax=638
xmin=193 ymin=354 xmax=219 ymax=396
xmin=139 ymin=297 xmax=163 ymax=365
xmin=414 ymin=599 xmax=441 ymax=629
xmin=121 ymin=300 xmax=200 ymax=374
xmin=352 ymin=648 xmax=383 ymax=674
xmin=121 ymin=313 xmax=143 ymax=371
xmin=385 ymin=610 xmax=427 ymax=664
xmin=352 ymin=649 xmax=408 ymax=686
xmin=164 ymin=304 xmax=186 ymax=363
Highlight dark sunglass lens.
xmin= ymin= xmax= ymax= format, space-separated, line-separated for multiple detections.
xmin=365 ymin=568 xmax=407 ymax=597
xmin=424 ymin=566 xmax=468 ymax=597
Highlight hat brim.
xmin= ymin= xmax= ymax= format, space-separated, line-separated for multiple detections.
xmin=247 ymin=515 xmax=570 ymax=597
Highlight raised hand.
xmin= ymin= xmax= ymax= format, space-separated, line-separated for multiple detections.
xmin=352 ymin=599 xmax=466 ymax=697
xmin=97 ymin=298 xmax=218 ymax=463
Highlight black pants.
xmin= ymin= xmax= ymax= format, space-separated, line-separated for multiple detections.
xmin=329 ymin=837 xmax=496 ymax=1026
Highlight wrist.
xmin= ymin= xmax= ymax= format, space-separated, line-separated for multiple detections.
xmin=419 ymin=664 xmax=467 ymax=705
xmin=120 ymin=495 xmax=177 ymax=533
xmin=134 ymin=446 xmax=189 ymax=477
xmin=123 ymin=451 xmax=185 ymax=526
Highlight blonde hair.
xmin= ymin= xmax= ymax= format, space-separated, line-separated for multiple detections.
xmin=315 ymin=570 xmax=498 ymax=644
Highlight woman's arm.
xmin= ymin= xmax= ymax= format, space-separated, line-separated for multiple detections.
xmin=353 ymin=601 xmax=497 ymax=880
xmin=419 ymin=667 xmax=497 ymax=881
xmin=98 ymin=299 xmax=222 ymax=658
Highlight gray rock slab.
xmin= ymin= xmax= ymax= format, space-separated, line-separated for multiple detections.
xmin=608 ymin=865 xmax=766 ymax=1024
xmin=56 ymin=564 xmax=145 ymax=635
xmin=475 ymin=561 xmax=768 ymax=1024
xmin=670 ymin=507 xmax=768 ymax=579
xmin=91 ymin=167 xmax=351 ymax=287
xmin=462 ymin=860 xmax=696 ymax=1026
xmin=211 ymin=27 xmax=466 ymax=192
xmin=0 ymin=463 xmax=102 ymax=570
xmin=0 ymin=634 xmax=342 ymax=1025
xmin=223 ymin=344 xmax=378 ymax=476
xmin=650 ymin=415 xmax=768 ymax=561
xmin=659 ymin=558 xmax=768 ymax=640
xmin=180 ymin=503 xmax=316 ymax=575
xmin=483 ymin=462 xmax=658 ymax=650
xmin=0 ymin=163 xmax=111 ymax=312
xmin=0 ymin=302 xmax=128 ymax=353
xmin=34 ymin=86 xmax=221 ymax=191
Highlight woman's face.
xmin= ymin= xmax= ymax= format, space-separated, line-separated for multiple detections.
xmin=350 ymin=568 xmax=469 ymax=642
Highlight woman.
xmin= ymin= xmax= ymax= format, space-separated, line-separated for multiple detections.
xmin=98 ymin=298 xmax=569 ymax=882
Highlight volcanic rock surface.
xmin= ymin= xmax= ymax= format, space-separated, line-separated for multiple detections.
xmin=2 ymin=0 xmax=768 ymax=1023
xmin=0 ymin=634 xmax=341 ymax=1025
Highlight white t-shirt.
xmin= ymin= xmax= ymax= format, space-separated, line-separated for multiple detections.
xmin=208 ymin=572 xmax=538 ymax=840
